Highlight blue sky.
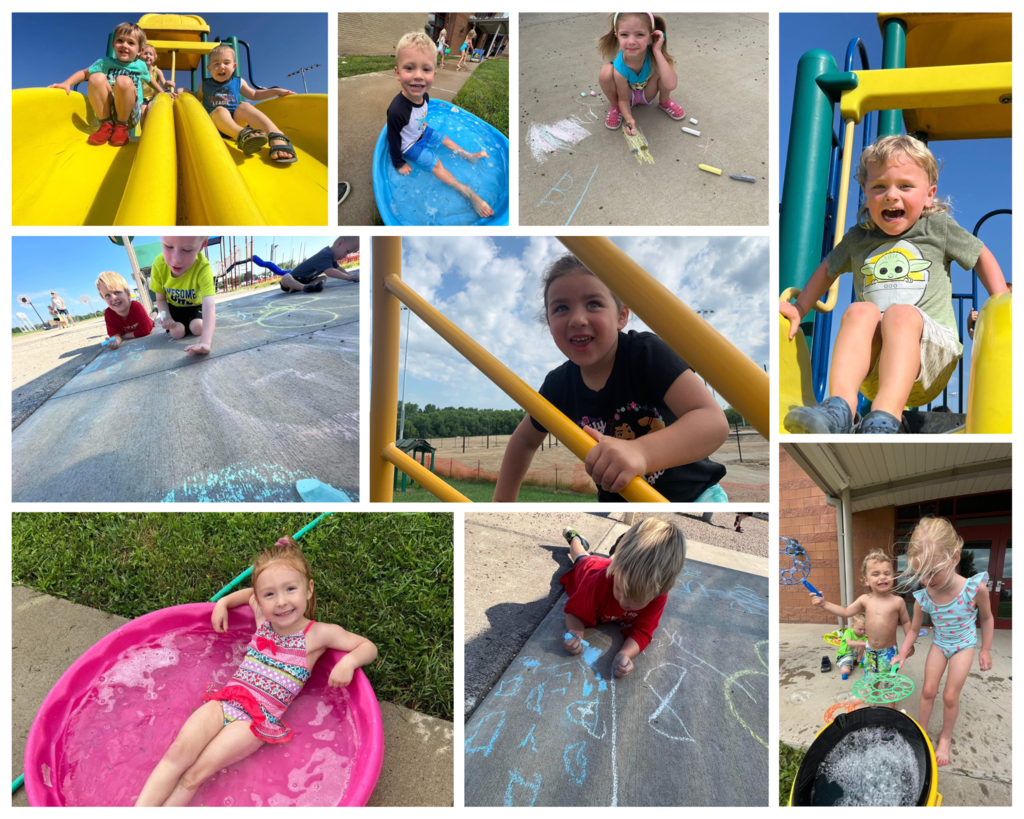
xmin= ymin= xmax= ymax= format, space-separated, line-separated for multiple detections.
xmin=374 ymin=236 xmax=769 ymax=412
xmin=780 ymin=13 xmax=1012 ymax=411
xmin=12 ymin=237 xmax=338 ymax=324
xmin=14 ymin=14 xmax=327 ymax=94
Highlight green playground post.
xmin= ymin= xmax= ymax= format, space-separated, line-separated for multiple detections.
xmin=779 ymin=49 xmax=839 ymax=343
xmin=878 ymin=18 xmax=907 ymax=138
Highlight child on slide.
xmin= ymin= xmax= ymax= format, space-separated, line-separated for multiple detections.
xmin=180 ymin=44 xmax=299 ymax=163
xmin=151 ymin=236 xmax=217 ymax=357
xmin=387 ymin=32 xmax=493 ymax=219
xmin=135 ymin=538 xmax=377 ymax=806
xmin=492 ymin=253 xmax=730 ymax=502
xmin=892 ymin=517 xmax=994 ymax=766
xmin=97 ymin=270 xmax=153 ymax=349
xmin=139 ymin=44 xmax=170 ymax=125
xmin=598 ymin=13 xmax=685 ymax=136
xmin=48 ymin=22 xmax=170 ymax=147
xmin=280 ymin=237 xmax=360 ymax=293
xmin=560 ymin=518 xmax=686 ymax=678
xmin=781 ymin=135 xmax=1009 ymax=433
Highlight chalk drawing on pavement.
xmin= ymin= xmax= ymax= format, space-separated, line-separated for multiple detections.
xmin=563 ymin=741 xmax=588 ymax=785
xmin=160 ymin=462 xmax=315 ymax=503
xmin=644 ymin=662 xmax=694 ymax=742
xmin=519 ymin=724 xmax=538 ymax=753
xmin=466 ymin=710 xmax=506 ymax=757
xmin=504 ymin=770 xmax=542 ymax=807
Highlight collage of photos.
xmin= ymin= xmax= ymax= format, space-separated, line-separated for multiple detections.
xmin=4 ymin=9 xmax=1014 ymax=812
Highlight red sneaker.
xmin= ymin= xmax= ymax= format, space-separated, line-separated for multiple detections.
xmin=110 ymin=122 xmax=131 ymax=147
xmin=87 ymin=121 xmax=115 ymax=145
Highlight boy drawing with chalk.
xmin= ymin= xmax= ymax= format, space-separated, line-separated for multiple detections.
xmin=560 ymin=518 xmax=686 ymax=677
xmin=151 ymin=236 xmax=217 ymax=357
xmin=97 ymin=271 xmax=153 ymax=349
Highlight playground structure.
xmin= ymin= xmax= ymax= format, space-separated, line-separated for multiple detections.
xmin=779 ymin=14 xmax=1012 ymax=434
xmin=13 ymin=14 xmax=327 ymax=226
xmin=370 ymin=236 xmax=769 ymax=502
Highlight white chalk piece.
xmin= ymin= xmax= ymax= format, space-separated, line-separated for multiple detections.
xmin=689 ymin=117 xmax=698 ymax=125
xmin=729 ymin=174 xmax=756 ymax=183
xmin=682 ymin=127 xmax=701 ymax=136
xmin=296 ymin=479 xmax=353 ymax=503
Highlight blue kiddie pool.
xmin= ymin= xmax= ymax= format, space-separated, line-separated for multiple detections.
xmin=372 ymin=99 xmax=509 ymax=226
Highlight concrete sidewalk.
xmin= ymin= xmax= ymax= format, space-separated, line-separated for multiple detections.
xmin=779 ymin=623 xmax=1012 ymax=806
xmin=338 ymin=61 xmax=480 ymax=226
xmin=464 ymin=513 xmax=768 ymax=806
xmin=12 ymin=283 xmax=359 ymax=502
xmin=520 ymin=13 xmax=769 ymax=226
xmin=12 ymin=586 xmax=452 ymax=807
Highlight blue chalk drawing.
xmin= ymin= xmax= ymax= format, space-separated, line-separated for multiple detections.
xmin=563 ymin=741 xmax=587 ymax=785
xmin=521 ymin=656 xmax=541 ymax=673
xmin=519 ymin=724 xmax=538 ymax=753
xmin=493 ymin=675 xmax=522 ymax=697
xmin=565 ymin=698 xmax=605 ymax=739
xmin=597 ymin=673 xmax=607 ymax=692
xmin=581 ymin=675 xmax=593 ymax=697
xmin=537 ymin=165 xmax=600 ymax=227
xmin=465 ymin=710 xmax=505 ymax=757
xmin=504 ymin=770 xmax=541 ymax=807
xmin=581 ymin=644 xmax=603 ymax=667
xmin=525 ymin=683 xmax=544 ymax=715
xmin=160 ymin=462 xmax=319 ymax=503
xmin=106 ymin=363 xmax=122 ymax=375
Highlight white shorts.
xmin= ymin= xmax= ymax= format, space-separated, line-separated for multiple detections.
xmin=860 ymin=306 xmax=961 ymax=407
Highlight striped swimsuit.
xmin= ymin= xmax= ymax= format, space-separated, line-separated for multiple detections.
xmin=205 ymin=619 xmax=314 ymax=743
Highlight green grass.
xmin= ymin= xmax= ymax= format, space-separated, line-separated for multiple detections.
xmin=13 ymin=513 xmax=454 ymax=721
xmin=338 ymin=55 xmax=396 ymax=79
xmin=779 ymin=742 xmax=805 ymax=805
xmin=390 ymin=477 xmax=596 ymax=503
xmin=452 ymin=59 xmax=509 ymax=137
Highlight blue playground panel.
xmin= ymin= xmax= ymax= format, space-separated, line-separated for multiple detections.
xmin=373 ymin=99 xmax=509 ymax=227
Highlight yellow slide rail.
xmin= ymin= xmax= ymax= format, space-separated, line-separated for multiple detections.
xmin=370 ymin=236 xmax=769 ymax=503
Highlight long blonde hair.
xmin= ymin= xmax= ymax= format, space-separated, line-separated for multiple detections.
xmin=855 ymin=135 xmax=952 ymax=229
xmin=596 ymin=13 xmax=675 ymax=68
xmin=901 ymin=516 xmax=963 ymax=590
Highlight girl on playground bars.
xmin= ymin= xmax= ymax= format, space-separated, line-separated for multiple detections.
xmin=493 ymin=252 xmax=730 ymax=502
xmin=135 ymin=538 xmax=377 ymax=806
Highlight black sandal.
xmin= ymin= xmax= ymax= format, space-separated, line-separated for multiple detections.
xmin=267 ymin=132 xmax=298 ymax=164
xmin=236 ymin=126 xmax=268 ymax=155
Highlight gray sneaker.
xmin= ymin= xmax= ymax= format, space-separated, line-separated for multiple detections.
xmin=784 ymin=396 xmax=854 ymax=434
xmin=562 ymin=526 xmax=591 ymax=554
xmin=857 ymin=409 xmax=902 ymax=434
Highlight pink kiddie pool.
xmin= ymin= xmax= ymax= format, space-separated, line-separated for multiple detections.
xmin=25 ymin=604 xmax=384 ymax=806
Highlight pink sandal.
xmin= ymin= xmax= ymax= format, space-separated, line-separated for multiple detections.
xmin=659 ymin=99 xmax=686 ymax=120
xmin=605 ymin=106 xmax=623 ymax=130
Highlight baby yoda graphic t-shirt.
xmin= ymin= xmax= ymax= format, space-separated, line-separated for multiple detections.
xmin=150 ymin=251 xmax=215 ymax=308
xmin=826 ymin=212 xmax=984 ymax=356
xmin=530 ymin=330 xmax=726 ymax=502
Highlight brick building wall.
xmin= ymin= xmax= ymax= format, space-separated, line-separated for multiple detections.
xmin=779 ymin=448 xmax=897 ymax=624
xmin=339 ymin=14 xmax=430 ymax=57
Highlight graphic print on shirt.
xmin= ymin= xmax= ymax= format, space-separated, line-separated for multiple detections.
xmin=859 ymin=239 xmax=932 ymax=312
xmin=580 ymin=402 xmax=667 ymax=486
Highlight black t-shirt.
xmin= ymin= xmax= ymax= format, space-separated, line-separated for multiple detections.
xmin=290 ymin=246 xmax=337 ymax=281
xmin=530 ymin=330 xmax=726 ymax=502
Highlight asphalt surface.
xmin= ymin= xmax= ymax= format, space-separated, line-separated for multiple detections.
xmin=338 ymin=61 xmax=479 ymax=226
xmin=11 ymin=283 xmax=359 ymax=502
xmin=520 ymin=13 xmax=769 ymax=226
xmin=12 ymin=586 xmax=453 ymax=807
xmin=779 ymin=623 xmax=1012 ymax=805
xmin=465 ymin=522 xmax=768 ymax=806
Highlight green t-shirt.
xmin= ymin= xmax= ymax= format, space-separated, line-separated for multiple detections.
xmin=825 ymin=211 xmax=984 ymax=356
xmin=150 ymin=252 xmax=215 ymax=308
xmin=838 ymin=628 xmax=865 ymax=656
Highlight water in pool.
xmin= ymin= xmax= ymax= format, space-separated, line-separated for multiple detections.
xmin=54 ymin=627 xmax=358 ymax=806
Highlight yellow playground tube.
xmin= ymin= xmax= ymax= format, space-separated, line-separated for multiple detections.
xmin=12 ymin=14 xmax=327 ymax=226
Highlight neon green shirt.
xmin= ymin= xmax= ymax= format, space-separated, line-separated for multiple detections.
xmin=150 ymin=252 xmax=215 ymax=308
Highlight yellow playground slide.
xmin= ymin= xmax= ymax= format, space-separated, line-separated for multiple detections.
xmin=778 ymin=293 xmax=1012 ymax=434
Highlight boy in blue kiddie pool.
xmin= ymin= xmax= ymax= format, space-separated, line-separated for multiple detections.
xmin=386 ymin=32 xmax=493 ymax=219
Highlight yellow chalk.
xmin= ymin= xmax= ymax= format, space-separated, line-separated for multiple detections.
xmin=699 ymin=164 xmax=722 ymax=175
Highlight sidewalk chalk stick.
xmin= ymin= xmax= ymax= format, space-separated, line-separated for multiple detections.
xmin=699 ymin=164 xmax=722 ymax=175
xmin=101 ymin=338 xmax=112 ymax=346
xmin=689 ymin=117 xmax=698 ymax=125
xmin=682 ymin=127 xmax=700 ymax=136
xmin=729 ymin=174 xmax=756 ymax=183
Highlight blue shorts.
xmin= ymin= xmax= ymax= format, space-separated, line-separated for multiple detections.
xmin=693 ymin=483 xmax=729 ymax=503
xmin=865 ymin=644 xmax=898 ymax=674
xmin=404 ymin=126 xmax=447 ymax=171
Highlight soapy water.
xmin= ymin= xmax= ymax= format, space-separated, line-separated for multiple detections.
xmin=54 ymin=626 xmax=357 ymax=806
xmin=812 ymin=727 xmax=922 ymax=806
xmin=379 ymin=105 xmax=508 ymax=226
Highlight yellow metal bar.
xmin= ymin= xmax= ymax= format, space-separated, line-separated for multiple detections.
xmin=383 ymin=275 xmax=669 ymax=503
xmin=147 ymin=40 xmax=220 ymax=55
xmin=840 ymin=62 xmax=1011 ymax=124
xmin=170 ymin=49 xmax=176 ymax=88
xmin=383 ymin=445 xmax=471 ymax=503
xmin=370 ymin=238 xmax=402 ymax=502
xmin=559 ymin=236 xmax=770 ymax=439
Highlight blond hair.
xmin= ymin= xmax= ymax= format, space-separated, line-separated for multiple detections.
xmin=596 ymin=13 xmax=675 ymax=68
xmin=96 ymin=271 xmax=131 ymax=295
xmin=903 ymin=517 xmax=963 ymax=589
xmin=606 ymin=518 xmax=686 ymax=602
xmin=850 ymin=612 xmax=866 ymax=627
xmin=209 ymin=44 xmax=236 ymax=63
xmin=396 ymin=31 xmax=436 ymax=59
xmin=860 ymin=548 xmax=894 ymax=576
xmin=252 ymin=537 xmax=317 ymax=619
xmin=113 ymin=22 xmax=147 ymax=51
xmin=855 ymin=135 xmax=952 ymax=228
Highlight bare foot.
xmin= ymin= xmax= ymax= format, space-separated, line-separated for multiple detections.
xmin=935 ymin=735 xmax=951 ymax=766
xmin=458 ymin=149 xmax=488 ymax=163
xmin=469 ymin=193 xmax=493 ymax=218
